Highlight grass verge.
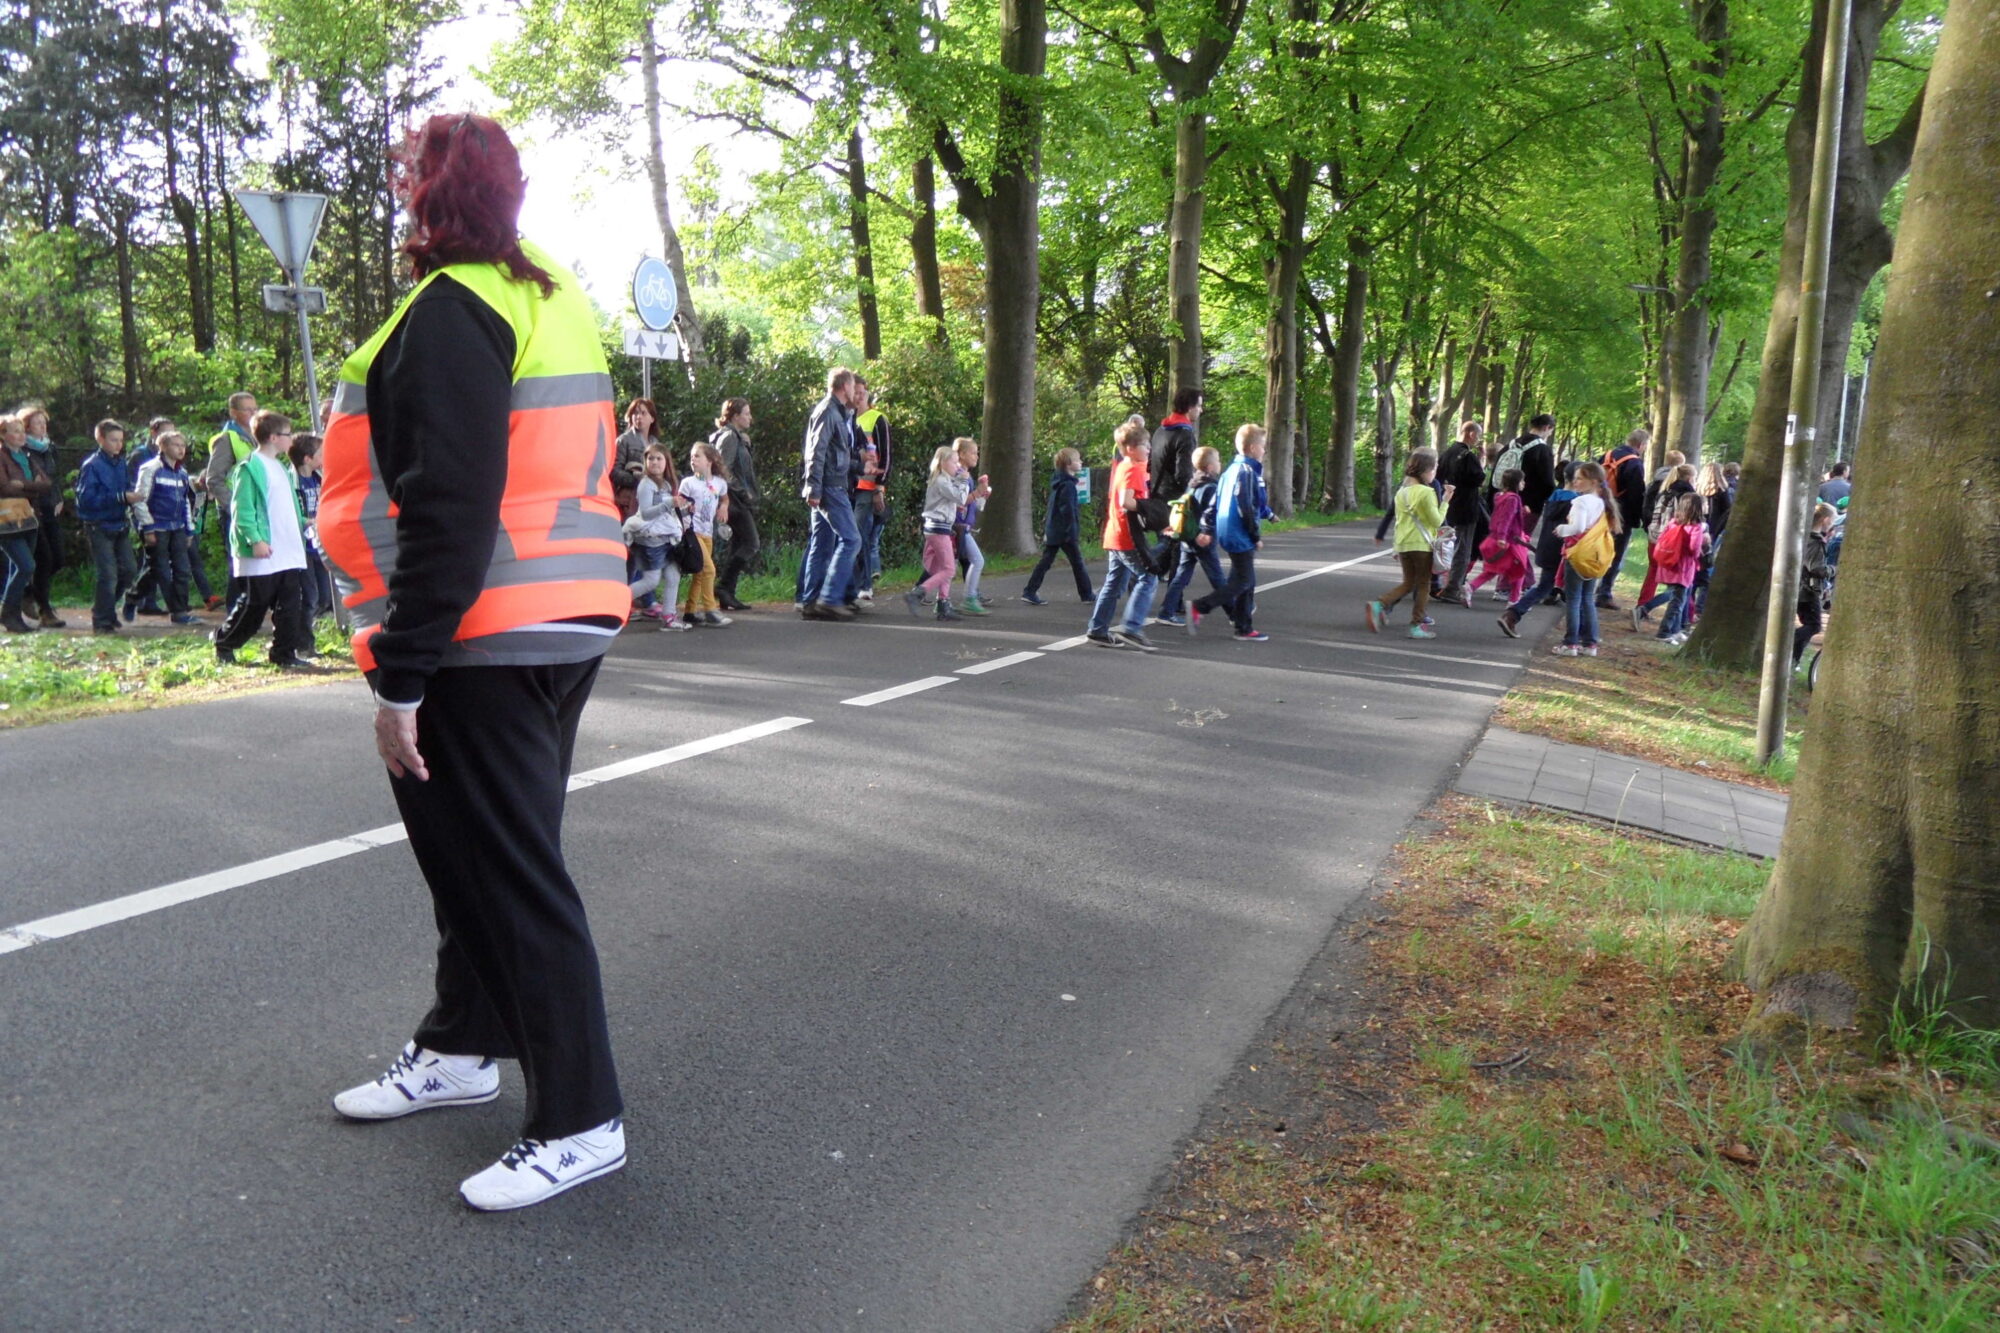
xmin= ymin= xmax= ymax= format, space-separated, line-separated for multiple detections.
xmin=1494 ymin=644 xmax=1806 ymax=789
xmin=0 ymin=617 xmax=356 ymax=728
xmin=1062 ymin=798 xmax=2000 ymax=1331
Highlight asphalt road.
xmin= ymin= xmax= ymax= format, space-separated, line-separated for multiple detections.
xmin=1 ymin=521 xmax=1543 ymax=1331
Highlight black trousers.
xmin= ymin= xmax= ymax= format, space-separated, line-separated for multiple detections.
xmin=1194 ymin=548 xmax=1257 ymax=631
xmin=1023 ymin=539 xmax=1093 ymax=600
xmin=28 ymin=514 xmax=61 ymax=611
xmin=715 ymin=503 xmax=760 ymax=600
xmin=1792 ymin=591 xmax=1824 ymax=666
xmin=214 ymin=568 xmax=310 ymax=660
xmin=395 ymin=659 xmax=623 ymax=1141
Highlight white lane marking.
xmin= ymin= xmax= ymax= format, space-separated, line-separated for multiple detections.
xmin=1325 ymin=639 xmax=1522 ymax=670
xmin=842 ymin=676 xmax=959 ymax=707
xmin=1038 ymin=635 xmax=1091 ymax=651
xmin=957 ymin=651 xmax=1044 ymax=676
xmin=1258 ymin=547 xmax=1394 ymax=592
xmin=567 ymin=715 xmax=811 ymax=789
xmin=1 ymin=716 xmax=814 ymax=960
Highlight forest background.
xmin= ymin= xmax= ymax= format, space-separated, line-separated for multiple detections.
xmin=0 ymin=0 xmax=1936 ymax=572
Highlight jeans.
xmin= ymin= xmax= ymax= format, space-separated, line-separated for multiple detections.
xmin=1194 ymin=548 xmax=1257 ymax=632
xmin=86 ymin=526 xmax=138 ymax=630
xmin=852 ymin=491 xmax=888 ymax=592
xmin=1087 ymin=550 xmax=1158 ymax=637
xmin=1641 ymin=583 xmax=1688 ymax=637
xmin=801 ymin=487 xmax=860 ymax=606
xmin=1439 ymin=519 xmax=1479 ymax=596
xmin=1597 ymin=528 xmax=1634 ymax=605
xmin=958 ymin=532 xmax=985 ymax=600
xmin=627 ymin=542 xmax=670 ymax=608
xmin=1 ymin=529 xmax=35 ymax=619
xmin=1158 ymin=540 xmax=1225 ymax=618
xmin=137 ymin=530 xmax=193 ymax=615
xmin=1023 ymin=539 xmax=1092 ymax=600
xmin=1563 ymin=565 xmax=1600 ymax=646
xmin=1507 ymin=555 xmax=1563 ymax=620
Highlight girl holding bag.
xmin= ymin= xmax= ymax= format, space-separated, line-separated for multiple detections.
xmin=1554 ymin=461 xmax=1619 ymax=656
xmin=1366 ymin=449 xmax=1454 ymax=641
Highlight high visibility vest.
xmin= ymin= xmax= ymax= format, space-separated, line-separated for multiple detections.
xmin=318 ymin=241 xmax=628 ymax=673
xmin=854 ymin=407 xmax=883 ymax=490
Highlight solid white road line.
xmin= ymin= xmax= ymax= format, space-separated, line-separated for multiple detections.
xmin=841 ymin=676 xmax=959 ymax=707
xmin=1326 ymin=639 xmax=1523 ymax=670
xmin=1038 ymin=635 xmax=1091 ymax=651
xmin=956 ymin=651 xmax=1045 ymax=676
xmin=0 ymin=715 xmax=816 ymax=961
xmin=1258 ymin=547 xmax=1395 ymax=592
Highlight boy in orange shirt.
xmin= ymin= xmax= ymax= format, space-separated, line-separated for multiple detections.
xmin=1084 ymin=421 xmax=1161 ymax=651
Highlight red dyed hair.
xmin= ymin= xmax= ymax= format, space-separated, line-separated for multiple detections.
xmin=397 ymin=114 xmax=555 ymax=298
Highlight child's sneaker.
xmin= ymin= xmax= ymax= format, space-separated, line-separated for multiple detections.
xmin=1418 ymin=615 xmax=1436 ymax=629
xmin=1021 ymin=591 xmax=1047 ymax=605
xmin=1234 ymin=629 xmax=1269 ymax=641
xmin=1408 ymin=625 xmax=1436 ymax=640
xmin=658 ymin=615 xmax=691 ymax=632
xmin=936 ymin=599 xmax=963 ymax=621
xmin=903 ymin=588 xmax=924 ymax=617
xmin=856 ymin=588 xmax=874 ymax=603
xmin=332 ymin=1042 xmax=499 ymax=1121
xmin=1497 ymin=609 xmax=1521 ymax=638
xmin=1552 ymin=644 xmax=1579 ymax=656
xmin=1629 ymin=606 xmax=1645 ymax=633
xmin=1364 ymin=600 xmax=1384 ymax=633
xmin=961 ymin=596 xmax=990 ymax=616
xmin=1157 ymin=612 xmax=1187 ymax=627
xmin=1113 ymin=628 xmax=1158 ymax=652
xmin=459 ymin=1118 xmax=626 ymax=1212
xmin=1086 ymin=629 xmax=1123 ymax=648
xmin=170 ymin=613 xmax=201 ymax=625
xmin=1581 ymin=645 xmax=1599 ymax=657
xmin=639 ymin=604 xmax=666 ymax=622
xmin=702 ymin=612 xmax=733 ymax=626
xmin=1186 ymin=607 xmax=1201 ymax=637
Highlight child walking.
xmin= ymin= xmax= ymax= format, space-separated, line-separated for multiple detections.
xmin=1156 ymin=445 xmax=1226 ymax=626
xmin=678 ymin=441 xmax=731 ymax=627
xmin=953 ymin=436 xmax=993 ymax=614
xmin=1367 ymin=450 xmax=1453 ymax=640
xmin=1021 ymin=448 xmax=1092 ymax=605
xmin=1632 ymin=493 xmax=1709 ymax=644
xmin=213 ymin=411 xmax=312 ymax=667
xmin=1189 ymin=425 xmax=1268 ymax=641
xmin=129 ymin=431 xmax=200 ymax=625
xmin=1468 ymin=467 xmax=1532 ymax=605
xmin=626 ymin=446 xmax=690 ymax=631
xmin=288 ymin=433 xmax=333 ymax=629
xmin=908 ymin=444 xmax=968 ymax=621
xmin=1553 ymin=460 xmax=1618 ymax=657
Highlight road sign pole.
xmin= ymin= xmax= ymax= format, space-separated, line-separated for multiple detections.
xmin=641 ymin=356 xmax=651 ymax=400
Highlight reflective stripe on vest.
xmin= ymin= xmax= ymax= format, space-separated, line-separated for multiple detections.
xmin=318 ymin=241 xmax=629 ymax=673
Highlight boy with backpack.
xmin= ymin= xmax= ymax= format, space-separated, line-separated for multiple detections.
xmin=1154 ymin=446 xmax=1226 ymax=627
xmin=1188 ymin=425 xmax=1269 ymax=642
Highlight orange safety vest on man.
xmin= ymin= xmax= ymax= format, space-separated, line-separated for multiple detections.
xmin=318 ymin=241 xmax=630 ymax=673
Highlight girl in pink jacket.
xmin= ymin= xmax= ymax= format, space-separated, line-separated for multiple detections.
xmin=1632 ymin=493 xmax=1709 ymax=643
xmin=1470 ymin=468 xmax=1533 ymax=604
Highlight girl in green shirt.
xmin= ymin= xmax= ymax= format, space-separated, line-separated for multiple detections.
xmin=1366 ymin=450 xmax=1455 ymax=640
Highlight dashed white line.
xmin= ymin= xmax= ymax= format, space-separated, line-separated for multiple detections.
xmin=1 ymin=715 xmax=815 ymax=961
xmin=1037 ymin=635 xmax=1091 ymax=651
xmin=841 ymin=675 xmax=959 ymax=707
xmin=956 ymin=651 xmax=1045 ymax=676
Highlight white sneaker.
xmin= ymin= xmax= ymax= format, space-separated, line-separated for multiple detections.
xmin=332 ymin=1042 xmax=499 ymax=1121
xmin=856 ymin=588 xmax=874 ymax=602
xmin=460 ymin=1118 xmax=627 ymax=1212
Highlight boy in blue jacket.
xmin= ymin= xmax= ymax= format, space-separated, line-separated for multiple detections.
xmin=75 ymin=418 xmax=140 ymax=634
xmin=1189 ymin=425 xmax=1268 ymax=641
xmin=1021 ymin=448 xmax=1093 ymax=604
xmin=128 ymin=431 xmax=200 ymax=624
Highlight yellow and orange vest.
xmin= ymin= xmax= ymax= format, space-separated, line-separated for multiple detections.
xmin=319 ymin=241 xmax=629 ymax=672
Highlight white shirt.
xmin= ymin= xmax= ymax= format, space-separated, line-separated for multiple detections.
xmin=679 ymin=474 xmax=726 ymax=537
xmin=1558 ymin=491 xmax=1606 ymax=538
xmin=235 ymin=453 xmax=308 ymax=576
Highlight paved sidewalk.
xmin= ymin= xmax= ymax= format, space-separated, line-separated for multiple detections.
xmin=1456 ymin=726 xmax=1789 ymax=858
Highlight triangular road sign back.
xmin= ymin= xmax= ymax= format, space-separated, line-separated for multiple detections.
xmin=236 ymin=191 xmax=328 ymax=276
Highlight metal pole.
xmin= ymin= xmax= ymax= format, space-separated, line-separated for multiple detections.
xmin=1852 ymin=354 xmax=1872 ymax=454
xmin=1833 ymin=373 xmax=1851 ymax=461
xmin=290 ymin=269 xmax=346 ymax=633
xmin=1756 ymin=0 xmax=1851 ymax=767
xmin=641 ymin=356 xmax=652 ymax=401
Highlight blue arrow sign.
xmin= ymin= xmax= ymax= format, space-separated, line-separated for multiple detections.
xmin=632 ymin=257 xmax=678 ymax=331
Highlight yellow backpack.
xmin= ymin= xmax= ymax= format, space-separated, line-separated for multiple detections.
xmin=1567 ymin=514 xmax=1616 ymax=580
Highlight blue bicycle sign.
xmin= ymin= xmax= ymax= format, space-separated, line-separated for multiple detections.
xmin=632 ymin=257 xmax=677 ymax=331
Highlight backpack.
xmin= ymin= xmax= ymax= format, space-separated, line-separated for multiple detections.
xmin=1566 ymin=515 xmax=1615 ymax=580
xmin=1167 ymin=487 xmax=1203 ymax=543
xmin=1493 ymin=439 xmax=1527 ymax=483
xmin=1651 ymin=521 xmax=1687 ymax=569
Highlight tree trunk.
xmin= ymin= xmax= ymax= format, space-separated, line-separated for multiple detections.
xmin=1503 ymin=333 xmax=1534 ymax=439
xmin=1323 ymin=237 xmax=1367 ymax=513
xmin=1685 ymin=0 xmax=1920 ymax=670
xmin=971 ymin=0 xmax=1045 ymax=555
xmin=1261 ymin=153 xmax=1311 ymax=517
xmin=911 ymin=155 xmax=947 ymax=346
xmin=844 ymin=129 xmax=882 ymax=361
xmin=114 ymin=208 xmax=141 ymax=399
xmin=1662 ymin=0 xmax=1730 ymax=465
xmin=1371 ymin=332 xmax=1403 ymax=512
xmin=1738 ymin=0 xmax=2000 ymax=1038
xmin=639 ymin=15 xmax=703 ymax=363
xmin=1166 ymin=111 xmax=1207 ymax=400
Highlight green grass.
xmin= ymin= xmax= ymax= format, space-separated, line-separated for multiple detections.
xmin=0 ymin=617 xmax=354 ymax=727
xmin=1062 ymin=802 xmax=2000 ymax=1331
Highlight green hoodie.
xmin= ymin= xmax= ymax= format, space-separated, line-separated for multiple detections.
xmin=228 ymin=451 xmax=305 ymax=558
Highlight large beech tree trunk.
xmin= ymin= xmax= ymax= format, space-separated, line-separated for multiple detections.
xmin=911 ymin=156 xmax=948 ymax=346
xmin=1738 ymin=0 xmax=2000 ymax=1037
xmin=1683 ymin=0 xmax=1920 ymax=670
xmin=1260 ymin=154 xmax=1310 ymax=517
xmin=1661 ymin=0 xmax=1730 ymax=465
xmin=1166 ymin=112 xmax=1208 ymax=400
xmin=844 ymin=128 xmax=881 ymax=361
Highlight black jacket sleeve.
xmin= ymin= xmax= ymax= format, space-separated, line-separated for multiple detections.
xmin=362 ymin=276 xmax=517 ymax=706
xmin=1520 ymin=442 xmax=1557 ymax=516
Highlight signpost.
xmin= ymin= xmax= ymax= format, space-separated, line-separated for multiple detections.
xmin=630 ymin=256 xmax=679 ymax=397
xmin=236 ymin=190 xmax=330 ymax=433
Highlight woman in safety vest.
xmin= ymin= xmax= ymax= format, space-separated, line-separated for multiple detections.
xmin=318 ymin=114 xmax=631 ymax=1212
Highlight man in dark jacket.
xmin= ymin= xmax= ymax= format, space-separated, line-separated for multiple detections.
xmin=1148 ymin=387 xmax=1203 ymax=502
xmin=1435 ymin=420 xmax=1487 ymax=605
xmin=1499 ymin=413 xmax=1559 ymax=521
xmin=1598 ymin=428 xmax=1649 ymax=609
xmin=797 ymin=367 xmax=861 ymax=620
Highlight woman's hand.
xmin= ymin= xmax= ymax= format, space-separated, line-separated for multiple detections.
xmin=375 ymin=706 xmax=429 ymax=781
